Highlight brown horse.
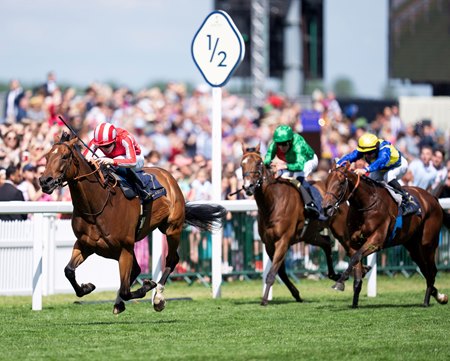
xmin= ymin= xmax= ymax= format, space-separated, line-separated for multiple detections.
xmin=39 ymin=133 xmax=226 ymax=314
xmin=322 ymin=162 xmax=449 ymax=308
xmin=240 ymin=145 xmax=351 ymax=306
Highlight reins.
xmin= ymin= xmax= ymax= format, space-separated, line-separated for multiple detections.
xmin=327 ymin=167 xmax=379 ymax=213
xmin=326 ymin=168 xmax=360 ymax=210
xmin=57 ymin=141 xmax=117 ymax=217
xmin=240 ymin=151 xmax=266 ymax=194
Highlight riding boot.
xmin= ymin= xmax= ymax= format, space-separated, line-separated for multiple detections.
xmin=298 ymin=183 xmax=320 ymax=219
xmin=127 ymin=169 xmax=152 ymax=201
xmin=388 ymin=179 xmax=417 ymax=214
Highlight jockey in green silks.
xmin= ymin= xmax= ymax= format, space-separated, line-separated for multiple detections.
xmin=264 ymin=125 xmax=320 ymax=218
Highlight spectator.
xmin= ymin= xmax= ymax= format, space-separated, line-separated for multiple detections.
xmin=0 ymin=165 xmax=27 ymax=220
xmin=431 ymin=147 xmax=447 ymax=196
xmin=18 ymin=163 xmax=43 ymax=201
xmin=3 ymin=79 xmax=24 ymax=124
xmin=396 ymin=124 xmax=420 ymax=162
xmin=438 ymin=170 xmax=450 ymax=199
xmin=187 ymin=167 xmax=212 ymax=270
xmin=43 ymin=71 xmax=58 ymax=97
xmin=0 ymin=129 xmax=22 ymax=168
xmin=408 ymin=145 xmax=437 ymax=191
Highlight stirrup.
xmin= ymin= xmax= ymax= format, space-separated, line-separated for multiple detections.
xmin=305 ymin=204 xmax=319 ymax=218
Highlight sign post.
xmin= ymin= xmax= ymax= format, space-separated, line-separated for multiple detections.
xmin=192 ymin=11 xmax=244 ymax=298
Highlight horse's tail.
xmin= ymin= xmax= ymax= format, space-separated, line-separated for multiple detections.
xmin=184 ymin=202 xmax=227 ymax=232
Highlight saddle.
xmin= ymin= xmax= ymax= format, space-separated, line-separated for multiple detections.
xmin=382 ymin=182 xmax=421 ymax=217
xmin=111 ymin=171 xmax=167 ymax=202
xmin=288 ymin=178 xmax=326 ymax=221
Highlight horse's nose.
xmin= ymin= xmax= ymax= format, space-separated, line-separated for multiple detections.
xmin=39 ymin=175 xmax=52 ymax=187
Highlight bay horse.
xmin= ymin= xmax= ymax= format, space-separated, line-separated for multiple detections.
xmin=240 ymin=145 xmax=352 ymax=306
xmin=322 ymin=161 xmax=449 ymax=308
xmin=39 ymin=132 xmax=226 ymax=314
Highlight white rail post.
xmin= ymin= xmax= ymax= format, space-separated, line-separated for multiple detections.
xmin=262 ymin=244 xmax=273 ymax=300
xmin=32 ymin=213 xmax=44 ymax=311
xmin=211 ymin=86 xmax=223 ymax=299
xmin=367 ymin=253 xmax=377 ymax=297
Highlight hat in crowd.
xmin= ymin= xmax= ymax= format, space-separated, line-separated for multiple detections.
xmin=23 ymin=163 xmax=36 ymax=172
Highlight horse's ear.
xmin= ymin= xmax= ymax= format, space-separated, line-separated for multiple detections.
xmin=344 ymin=161 xmax=351 ymax=170
xmin=241 ymin=142 xmax=246 ymax=153
xmin=68 ymin=137 xmax=78 ymax=147
xmin=255 ymin=143 xmax=260 ymax=153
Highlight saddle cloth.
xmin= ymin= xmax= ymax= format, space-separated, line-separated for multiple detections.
xmin=288 ymin=178 xmax=327 ymax=221
xmin=381 ymin=181 xmax=421 ymax=217
xmin=112 ymin=171 xmax=167 ymax=201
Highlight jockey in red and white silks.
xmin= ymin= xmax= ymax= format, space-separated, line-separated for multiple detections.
xmin=83 ymin=122 xmax=144 ymax=170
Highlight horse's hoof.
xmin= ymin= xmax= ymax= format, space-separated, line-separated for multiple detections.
xmin=113 ymin=301 xmax=126 ymax=315
xmin=260 ymin=300 xmax=268 ymax=306
xmin=332 ymin=282 xmax=345 ymax=292
xmin=329 ymin=273 xmax=342 ymax=282
xmin=422 ymin=302 xmax=430 ymax=308
xmin=153 ymin=298 xmax=166 ymax=312
xmin=153 ymin=290 xmax=166 ymax=312
xmin=351 ymin=304 xmax=359 ymax=309
xmin=437 ymin=294 xmax=448 ymax=305
xmin=295 ymin=297 xmax=304 ymax=303
xmin=143 ymin=279 xmax=157 ymax=291
xmin=77 ymin=283 xmax=96 ymax=297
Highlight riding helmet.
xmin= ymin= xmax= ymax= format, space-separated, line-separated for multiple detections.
xmin=357 ymin=133 xmax=379 ymax=152
xmin=94 ymin=123 xmax=117 ymax=146
xmin=273 ymin=125 xmax=294 ymax=143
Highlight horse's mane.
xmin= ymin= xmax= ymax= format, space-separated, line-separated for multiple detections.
xmin=60 ymin=131 xmax=71 ymax=142
xmin=338 ymin=165 xmax=385 ymax=189
xmin=361 ymin=175 xmax=385 ymax=188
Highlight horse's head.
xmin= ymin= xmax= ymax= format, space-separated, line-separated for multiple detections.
xmin=240 ymin=143 xmax=264 ymax=196
xmin=39 ymin=135 xmax=79 ymax=194
xmin=322 ymin=161 xmax=352 ymax=217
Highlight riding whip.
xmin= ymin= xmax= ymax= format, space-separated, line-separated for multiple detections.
xmin=58 ymin=115 xmax=99 ymax=158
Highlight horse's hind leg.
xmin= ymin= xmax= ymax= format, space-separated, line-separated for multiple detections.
xmin=278 ymin=261 xmax=302 ymax=302
xmin=64 ymin=241 xmax=96 ymax=297
xmin=153 ymin=229 xmax=181 ymax=312
xmin=306 ymin=232 xmax=340 ymax=281
xmin=404 ymin=234 xmax=447 ymax=307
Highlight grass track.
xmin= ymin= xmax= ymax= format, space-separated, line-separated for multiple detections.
xmin=1 ymin=274 xmax=450 ymax=361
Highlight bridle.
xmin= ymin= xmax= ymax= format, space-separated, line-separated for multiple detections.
xmin=325 ymin=167 xmax=361 ymax=212
xmin=241 ymin=151 xmax=265 ymax=194
xmin=51 ymin=142 xmax=117 ymax=217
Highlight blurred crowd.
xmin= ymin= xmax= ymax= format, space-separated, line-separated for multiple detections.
xmin=1 ymin=72 xmax=450 ymax=273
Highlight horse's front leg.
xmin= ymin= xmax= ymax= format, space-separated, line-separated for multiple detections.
xmin=351 ymin=262 xmax=364 ymax=308
xmin=64 ymin=241 xmax=95 ymax=297
xmin=261 ymin=238 xmax=289 ymax=306
xmin=114 ymin=252 xmax=156 ymax=315
xmin=332 ymin=236 xmax=382 ymax=295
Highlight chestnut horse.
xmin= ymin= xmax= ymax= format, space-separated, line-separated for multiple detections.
xmin=240 ymin=145 xmax=351 ymax=306
xmin=322 ymin=162 xmax=449 ymax=308
xmin=39 ymin=133 xmax=226 ymax=314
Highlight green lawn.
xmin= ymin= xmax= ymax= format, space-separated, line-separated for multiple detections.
xmin=1 ymin=274 xmax=449 ymax=361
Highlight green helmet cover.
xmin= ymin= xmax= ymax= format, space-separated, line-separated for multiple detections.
xmin=273 ymin=125 xmax=293 ymax=143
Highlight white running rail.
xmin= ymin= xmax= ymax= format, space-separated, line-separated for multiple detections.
xmin=1 ymin=199 xmax=449 ymax=310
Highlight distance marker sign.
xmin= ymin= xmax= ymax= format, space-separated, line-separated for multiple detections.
xmin=192 ymin=10 xmax=245 ymax=87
